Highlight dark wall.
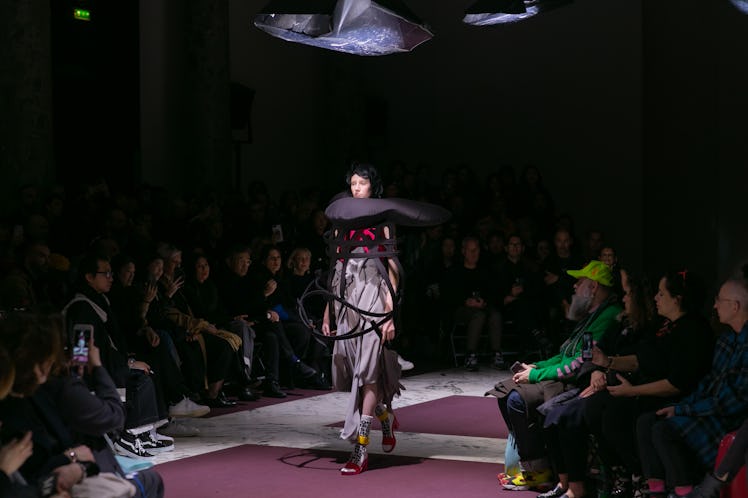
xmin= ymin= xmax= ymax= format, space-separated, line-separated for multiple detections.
xmin=642 ymin=0 xmax=748 ymax=289
xmin=226 ymin=0 xmax=644 ymax=267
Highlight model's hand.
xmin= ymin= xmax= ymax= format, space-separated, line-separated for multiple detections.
xmin=607 ymin=374 xmax=635 ymax=397
xmin=267 ymin=310 xmax=280 ymax=323
xmin=380 ymin=319 xmax=395 ymax=343
xmin=0 ymin=430 xmax=33 ymax=476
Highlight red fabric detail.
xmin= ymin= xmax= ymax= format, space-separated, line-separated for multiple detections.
xmin=716 ymin=431 xmax=748 ymax=498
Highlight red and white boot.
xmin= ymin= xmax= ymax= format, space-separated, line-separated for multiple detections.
xmin=341 ymin=415 xmax=371 ymax=475
xmin=376 ymin=404 xmax=398 ymax=453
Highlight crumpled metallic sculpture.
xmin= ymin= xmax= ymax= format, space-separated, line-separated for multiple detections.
xmin=463 ymin=0 xmax=572 ymax=26
xmin=730 ymin=0 xmax=748 ymax=14
xmin=254 ymin=0 xmax=433 ymax=56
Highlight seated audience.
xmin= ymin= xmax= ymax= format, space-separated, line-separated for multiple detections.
xmin=253 ymin=245 xmax=330 ymax=389
xmin=496 ymin=234 xmax=547 ymax=356
xmin=108 ymin=253 xmax=211 ymax=421
xmin=637 ymin=276 xmax=748 ymax=497
xmin=537 ymin=269 xmax=654 ymax=498
xmin=215 ymin=245 xmax=286 ymax=398
xmin=181 ymin=251 xmax=259 ymax=401
xmin=63 ymin=253 xmax=170 ymax=457
xmin=487 ymin=260 xmax=621 ymax=492
xmin=148 ymin=248 xmax=241 ymax=408
xmin=588 ymin=269 xmax=714 ymax=497
xmin=0 ymin=311 xmax=98 ymax=497
xmin=441 ymin=236 xmax=504 ymax=370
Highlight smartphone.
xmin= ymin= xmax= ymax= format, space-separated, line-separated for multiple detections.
xmin=582 ymin=331 xmax=593 ymax=362
xmin=272 ymin=224 xmax=284 ymax=242
xmin=510 ymin=361 xmax=524 ymax=374
xmin=72 ymin=324 xmax=94 ymax=364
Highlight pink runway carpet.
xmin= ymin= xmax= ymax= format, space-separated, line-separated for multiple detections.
xmin=329 ymin=395 xmax=508 ymax=438
xmin=156 ymin=444 xmax=535 ymax=498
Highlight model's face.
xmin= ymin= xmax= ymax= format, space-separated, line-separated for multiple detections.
xmin=195 ymin=257 xmax=210 ymax=283
xmin=350 ymin=174 xmax=372 ymax=199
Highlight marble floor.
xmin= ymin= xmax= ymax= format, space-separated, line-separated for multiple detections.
xmin=152 ymin=367 xmax=512 ymax=467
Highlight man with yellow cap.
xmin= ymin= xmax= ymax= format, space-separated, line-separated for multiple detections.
xmin=487 ymin=260 xmax=622 ymax=492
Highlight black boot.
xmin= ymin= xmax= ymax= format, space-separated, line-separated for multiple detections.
xmin=263 ymin=379 xmax=287 ymax=398
xmin=684 ymin=474 xmax=725 ymax=498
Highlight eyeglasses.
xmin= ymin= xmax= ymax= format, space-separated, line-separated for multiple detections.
xmin=96 ymin=271 xmax=114 ymax=278
xmin=714 ymin=295 xmax=737 ymax=304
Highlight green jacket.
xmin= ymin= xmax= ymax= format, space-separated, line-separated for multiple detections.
xmin=528 ymin=299 xmax=622 ymax=383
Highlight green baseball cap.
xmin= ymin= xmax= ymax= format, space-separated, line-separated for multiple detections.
xmin=567 ymin=260 xmax=614 ymax=287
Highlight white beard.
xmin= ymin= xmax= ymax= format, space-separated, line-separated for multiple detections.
xmin=567 ymin=292 xmax=593 ymax=321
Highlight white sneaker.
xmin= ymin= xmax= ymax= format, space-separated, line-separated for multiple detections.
xmin=396 ymin=354 xmax=414 ymax=371
xmin=168 ymin=396 xmax=210 ymax=418
xmin=140 ymin=431 xmax=174 ymax=453
xmin=114 ymin=432 xmax=154 ymax=458
xmin=158 ymin=418 xmax=200 ymax=438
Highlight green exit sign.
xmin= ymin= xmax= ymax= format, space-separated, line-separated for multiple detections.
xmin=73 ymin=8 xmax=91 ymax=21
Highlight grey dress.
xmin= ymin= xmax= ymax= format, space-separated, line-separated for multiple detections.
xmin=330 ymin=227 xmax=403 ymax=442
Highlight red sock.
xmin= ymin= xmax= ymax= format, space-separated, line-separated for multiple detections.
xmin=648 ymin=479 xmax=665 ymax=493
xmin=675 ymin=485 xmax=694 ymax=496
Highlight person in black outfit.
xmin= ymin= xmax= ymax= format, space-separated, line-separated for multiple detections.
xmin=62 ymin=253 xmax=168 ymax=457
xmin=215 ymin=245 xmax=286 ymax=398
xmin=592 ymin=269 xmax=714 ymax=498
xmin=496 ymin=234 xmax=547 ymax=357
xmin=181 ymin=252 xmax=259 ymax=401
xmin=441 ymin=236 xmax=504 ymax=370
xmin=251 ymin=244 xmax=329 ymax=390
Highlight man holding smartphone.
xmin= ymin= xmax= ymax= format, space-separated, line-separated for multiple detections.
xmin=487 ymin=261 xmax=621 ymax=492
xmin=63 ymin=253 xmax=170 ymax=458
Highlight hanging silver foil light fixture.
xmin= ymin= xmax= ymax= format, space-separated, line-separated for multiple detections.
xmin=254 ymin=0 xmax=433 ymax=56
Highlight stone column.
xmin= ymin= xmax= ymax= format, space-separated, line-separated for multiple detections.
xmin=0 ymin=0 xmax=55 ymax=211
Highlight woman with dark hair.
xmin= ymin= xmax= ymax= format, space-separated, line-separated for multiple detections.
xmin=589 ymin=269 xmax=714 ymax=497
xmin=321 ymin=162 xmax=401 ymax=475
xmin=531 ymin=269 xmax=654 ymax=498
xmin=254 ymin=245 xmax=330 ymax=390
